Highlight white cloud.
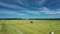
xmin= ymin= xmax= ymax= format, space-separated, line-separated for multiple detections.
xmin=0 ymin=10 xmax=15 ymax=14
xmin=0 ymin=10 xmax=28 ymax=16
xmin=40 ymin=7 xmax=60 ymax=14
xmin=0 ymin=2 xmax=25 ymax=10
xmin=23 ymin=11 xmax=41 ymax=14
xmin=23 ymin=7 xmax=60 ymax=14
xmin=16 ymin=13 xmax=27 ymax=16
xmin=15 ymin=0 xmax=24 ymax=5
xmin=35 ymin=0 xmax=47 ymax=5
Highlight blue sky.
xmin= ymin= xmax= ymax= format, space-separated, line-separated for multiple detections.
xmin=0 ymin=0 xmax=60 ymax=18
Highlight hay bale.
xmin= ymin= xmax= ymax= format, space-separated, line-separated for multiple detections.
xmin=30 ymin=21 xmax=33 ymax=23
xmin=49 ymin=32 xmax=54 ymax=34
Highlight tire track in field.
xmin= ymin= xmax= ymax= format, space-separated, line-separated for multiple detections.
xmin=15 ymin=24 xmax=46 ymax=34
xmin=8 ymin=24 xmax=23 ymax=34
xmin=22 ymin=24 xmax=51 ymax=34
xmin=8 ymin=25 xmax=40 ymax=34
xmin=20 ymin=24 xmax=47 ymax=34
xmin=1 ymin=23 xmax=9 ymax=34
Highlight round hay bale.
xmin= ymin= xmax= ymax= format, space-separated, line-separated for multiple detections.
xmin=30 ymin=21 xmax=33 ymax=23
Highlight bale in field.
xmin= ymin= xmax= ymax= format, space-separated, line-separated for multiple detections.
xmin=30 ymin=21 xmax=33 ymax=23
xmin=49 ymin=32 xmax=54 ymax=34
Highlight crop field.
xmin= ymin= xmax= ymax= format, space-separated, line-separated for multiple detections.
xmin=0 ymin=20 xmax=60 ymax=34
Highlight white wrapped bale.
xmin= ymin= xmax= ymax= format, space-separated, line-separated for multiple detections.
xmin=49 ymin=32 xmax=54 ymax=34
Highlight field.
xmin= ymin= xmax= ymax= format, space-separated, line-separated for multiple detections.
xmin=0 ymin=20 xmax=60 ymax=34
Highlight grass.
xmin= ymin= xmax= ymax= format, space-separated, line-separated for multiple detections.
xmin=0 ymin=20 xmax=60 ymax=34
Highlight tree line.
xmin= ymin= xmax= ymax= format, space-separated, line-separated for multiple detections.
xmin=0 ymin=18 xmax=60 ymax=20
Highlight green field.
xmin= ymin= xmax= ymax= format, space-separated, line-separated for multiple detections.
xmin=0 ymin=20 xmax=60 ymax=34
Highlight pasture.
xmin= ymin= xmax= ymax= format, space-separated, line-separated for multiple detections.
xmin=0 ymin=20 xmax=60 ymax=34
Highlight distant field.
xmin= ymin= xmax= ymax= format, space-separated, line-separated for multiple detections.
xmin=0 ymin=20 xmax=60 ymax=34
